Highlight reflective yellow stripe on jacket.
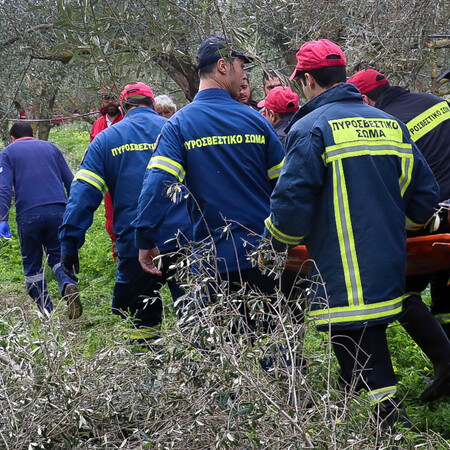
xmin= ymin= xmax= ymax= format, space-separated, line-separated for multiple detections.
xmin=325 ymin=119 xmax=413 ymax=310
xmin=405 ymin=215 xmax=423 ymax=231
xmin=332 ymin=159 xmax=363 ymax=307
xmin=308 ymin=294 xmax=407 ymax=326
xmin=407 ymin=101 xmax=450 ymax=142
xmin=74 ymin=169 xmax=108 ymax=195
xmin=264 ymin=214 xmax=304 ymax=246
xmin=268 ymin=158 xmax=285 ymax=180
xmin=148 ymin=156 xmax=186 ymax=182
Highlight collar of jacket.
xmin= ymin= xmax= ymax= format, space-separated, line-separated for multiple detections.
xmin=193 ymin=88 xmax=234 ymax=102
xmin=375 ymin=86 xmax=409 ymax=110
xmin=123 ymin=106 xmax=160 ymax=119
xmin=286 ymin=83 xmax=363 ymax=133
xmin=276 ymin=112 xmax=296 ymax=134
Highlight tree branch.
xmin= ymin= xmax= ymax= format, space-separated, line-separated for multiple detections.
xmin=0 ymin=23 xmax=54 ymax=49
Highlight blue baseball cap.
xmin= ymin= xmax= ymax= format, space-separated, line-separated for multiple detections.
xmin=196 ymin=36 xmax=252 ymax=70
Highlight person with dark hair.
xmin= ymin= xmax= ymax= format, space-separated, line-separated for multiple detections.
xmin=257 ymin=86 xmax=299 ymax=143
xmin=349 ymin=68 xmax=450 ymax=401
xmin=0 ymin=123 xmax=81 ymax=317
xmin=90 ymin=87 xmax=123 ymax=142
xmin=262 ymin=69 xmax=287 ymax=96
xmin=263 ymin=39 xmax=439 ymax=428
xmin=133 ymin=37 xmax=285 ymax=337
xmin=237 ymin=73 xmax=259 ymax=110
xmin=88 ymin=86 xmax=124 ymax=262
xmin=59 ymin=82 xmax=191 ymax=341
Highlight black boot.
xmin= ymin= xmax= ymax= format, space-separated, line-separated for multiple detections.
xmin=398 ymin=294 xmax=450 ymax=402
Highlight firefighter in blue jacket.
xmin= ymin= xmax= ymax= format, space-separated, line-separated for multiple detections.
xmin=132 ymin=37 xmax=285 ymax=324
xmin=59 ymin=82 xmax=190 ymax=340
xmin=348 ymin=69 xmax=450 ymax=402
xmin=263 ymin=40 xmax=439 ymax=428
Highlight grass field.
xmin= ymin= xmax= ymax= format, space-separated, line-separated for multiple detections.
xmin=0 ymin=123 xmax=449 ymax=449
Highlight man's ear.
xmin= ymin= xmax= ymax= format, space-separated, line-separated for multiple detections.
xmin=10 ymin=136 xmax=15 ymax=142
xmin=304 ymin=72 xmax=315 ymax=90
xmin=216 ymin=58 xmax=228 ymax=75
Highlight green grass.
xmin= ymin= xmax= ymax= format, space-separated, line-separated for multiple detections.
xmin=1 ymin=124 xmax=450 ymax=447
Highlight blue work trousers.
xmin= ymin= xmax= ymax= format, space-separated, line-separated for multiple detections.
xmin=112 ymin=253 xmax=185 ymax=331
xmin=16 ymin=204 xmax=76 ymax=313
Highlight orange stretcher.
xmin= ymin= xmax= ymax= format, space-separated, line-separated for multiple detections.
xmin=286 ymin=234 xmax=450 ymax=276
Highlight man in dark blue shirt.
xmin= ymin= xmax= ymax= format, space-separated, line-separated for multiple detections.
xmin=133 ymin=37 xmax=285 ymax=332
xmin=0 ymin=123 xmax=81 ymax=318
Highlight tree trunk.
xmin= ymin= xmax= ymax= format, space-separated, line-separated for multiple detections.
xmin=154 ymin=51 xmax=199 ymax=102
xmin=35 ymin=85 xmax=57 ymax=141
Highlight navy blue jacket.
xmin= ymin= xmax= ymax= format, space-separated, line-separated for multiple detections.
xmin=265 ymin=83 xmax=439 ymax=330
xmin=133 ymin=88 xmax=285 ymax=273
xmin=59 ymin=107 xmax=191 ymax=259
xmin=0 ymin=137 xmax=73 ymax=220
xmin=376 ymin=86 xmax=450 ymax=199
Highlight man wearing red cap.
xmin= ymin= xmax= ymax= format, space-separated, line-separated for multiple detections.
xmin=348 ymin=69 xmax=450 ymax=401
xmin=263 ymin=39 xmax=439 ymax=428
xmin=59 ymin=82 xmax=191 ymax=341
xmin=257 ymin=86 xmax=299 ymax=143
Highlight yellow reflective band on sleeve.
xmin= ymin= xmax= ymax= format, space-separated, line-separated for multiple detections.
xmin=74 ymin=169 xmax=108 ymax=195
xmin=267 ymin=158 xmax=285 ymax=180
xmin=407 ymin=101 xmax=450 ymax=142
xmin=264 ymin=215 xmax=304 ymax=246
xmin=148 ymin=156 xmax=186 ymax=182
xmin=368 ymin=386 xmax=397 ymax=404
xmin=308 ymin=295 xmax=407 ymax=326
xmin=332 ymin=160 xmax=364 ymax=307
xmin=405 ymin=216 xmax=423 ymax=231
xmin=434 ymin=313 xmax=450 ymax=325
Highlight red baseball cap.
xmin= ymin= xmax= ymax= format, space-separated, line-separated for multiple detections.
xmin=120 ymin=82 xmax=154 ymax=102
xmin=347 ymin=69 xmax=389 ymax=95
xmin=257 ymin=86 xmax=300 ymax=113
xmin=290 ymin=39 xmax=346 ymax=80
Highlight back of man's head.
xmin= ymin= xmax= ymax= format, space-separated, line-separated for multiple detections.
xmin=348 ymin=69 xmax=390 ymax=102
xmin=290 ymin=39 xmax=347 ymax=89
xmin=10 ymin=122 xmax=33 ymax=139
xmin=196 ymin=36 xmax=251 ymax=78
xmin=120 ymin=82 xmax=155 ymax=111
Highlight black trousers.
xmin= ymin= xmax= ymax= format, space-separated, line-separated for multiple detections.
xmin=406 ymin=270 xmax=450 ymax=325
xmin=330 ymin=325 xmax=404 ymax=426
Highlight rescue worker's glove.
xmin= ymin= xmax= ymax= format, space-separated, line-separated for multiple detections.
xmin=0 ymin=221 xmax=12 ymax=240
xmin=258 ymin=252 xmax=270 ymax=269
xmin=61 ymin=252 xmax=80 ymax=282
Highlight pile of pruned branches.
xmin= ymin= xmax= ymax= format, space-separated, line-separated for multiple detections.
xmin=0 ymin=245 xmax=448 ymax=449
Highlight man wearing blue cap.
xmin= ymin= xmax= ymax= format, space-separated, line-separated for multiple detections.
xmin=133 ymin=37 xmax=285 ymax=331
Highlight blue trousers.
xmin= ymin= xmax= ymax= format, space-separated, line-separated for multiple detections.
xmin=16 ymin=204 xmax=76 ymax=313
xmin=112 ymin=253 xmax=184 ymax=331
